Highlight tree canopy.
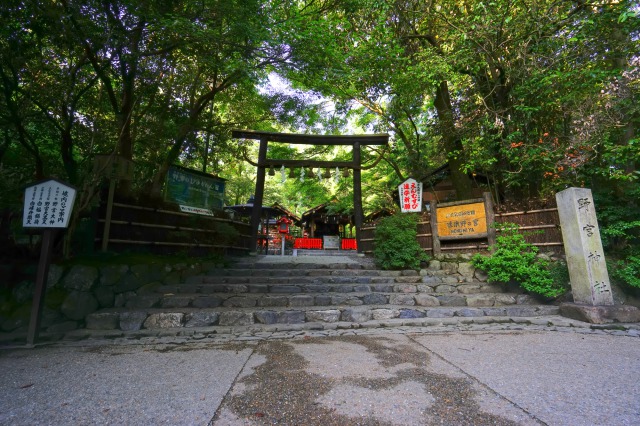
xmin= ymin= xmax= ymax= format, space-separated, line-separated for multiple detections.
xmin=1 ymin=0 xmax=638 ymax=216
xmin=280 ymin=0 xmax=639 ymax=200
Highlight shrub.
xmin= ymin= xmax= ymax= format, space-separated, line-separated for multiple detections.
xmin=212 ymin=222 xmax=240 ymax=245
xmin=611 ymin=253 xmax=640 ymax=289
xmin=373 ymin=213 xmax=429 ymax=270
xmin=594 ymin=185 xmax=640 ymax=289
xmin=472 ymin=222 xmax=568 ymax=298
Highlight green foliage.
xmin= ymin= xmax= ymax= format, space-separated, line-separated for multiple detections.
xmin=472 ymin=223 xmax=567 ymax=298
xmin=611 ymin=254 xmax=640 ymax=289
xmin=373 ymin=214 xmax=429 ymax=270
xmin=2 ymin=0 xmax=638 ymax=263
xmin=212 ymin=222 xmax=240 ymax=246
xmin=0 ymin=159 xmax=31 ymax=211
xmin=594 ymin=184 xmax=640 ymax=289
xmin=547 ymin=260 xmax=571 ymax=292
xmin=282 ymin=0 xmax=639 ymax=200
xmin=595 ymin=185 xmax=640 ymax=251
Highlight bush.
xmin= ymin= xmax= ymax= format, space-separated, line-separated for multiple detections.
xmin=611 ymin=253 xmax=640 ymax=289
xmin=212 ymin=222 xmax=240 ymax=245
xmin=472 ymin=222 xmax=568 ymax=298
xmin=373 ymin=213 xmax=429 ymax=270
xmin=594 ymin=185 xmax=640 ymax=289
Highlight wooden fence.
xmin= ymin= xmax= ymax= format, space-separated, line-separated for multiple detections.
xmin=94 ymin=199 xmax=563 ymax=258
xmin=359 ymin=204 xmax=563 ymax=256
xmin=96 ymin=202 xmax=251 ymax=255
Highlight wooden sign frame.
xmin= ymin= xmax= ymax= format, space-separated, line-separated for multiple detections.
xmin=430 ymin=192 xmax=495 ymax=255
xmin=398 ymin=178 xmax=423 ymax=213
xmin=22 ymin=179 xmax=77 ymax=346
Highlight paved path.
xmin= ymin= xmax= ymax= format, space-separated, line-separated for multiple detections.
xmin=1 ymin=326 xmax=639 ymax=425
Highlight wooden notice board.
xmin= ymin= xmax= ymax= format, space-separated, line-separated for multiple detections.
xmin=430 ymin=193 xmax=495 ymax=255
xmin=164 ymin=165 xmax=225 ymax=210
xmin=436 ymin=202 xmax=487 ymax=239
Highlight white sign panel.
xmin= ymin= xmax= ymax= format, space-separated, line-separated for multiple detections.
xmin=179 ymin=205 xmax=214 ymax=216
xmin=323 ymin=235 xmax=340 ymax=250
xmin=23 ymin=180 xmax=77 ymax=228
xmin=398 ymin=178 xmax=423 ymax=213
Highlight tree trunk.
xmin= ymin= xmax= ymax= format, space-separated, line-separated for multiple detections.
xmin=434 ymin=81 xmax=474 ymax=200
xmin=149 ymin=118 xmax=195 ymax=197
xmin=60 ymin=120 xmax=78 ymax=185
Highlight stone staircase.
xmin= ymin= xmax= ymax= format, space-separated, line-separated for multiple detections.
xmin=84 ymin=255 xmax=560 ymax=334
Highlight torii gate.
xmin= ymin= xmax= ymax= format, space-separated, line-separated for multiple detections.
xmin=231 ymin=130 xmax=389 ymax=254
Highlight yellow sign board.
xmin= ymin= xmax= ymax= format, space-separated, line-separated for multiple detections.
xmin=436 ymin=202 xmax=487 ymax=239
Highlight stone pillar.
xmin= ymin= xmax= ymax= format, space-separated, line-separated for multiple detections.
xmin=556 ymin=188 xmax=613 ymax=306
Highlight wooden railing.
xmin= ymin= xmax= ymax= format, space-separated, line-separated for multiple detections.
xmin=360 ymin=205 xmax=563 ymax=256
xmin=96 ymin=202 xmax=251 ymax=255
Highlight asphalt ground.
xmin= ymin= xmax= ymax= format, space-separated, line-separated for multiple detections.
xmin=1 ymin=328 xmax=639 ymax=426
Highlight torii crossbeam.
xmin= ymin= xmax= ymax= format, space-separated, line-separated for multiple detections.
xmin=232 ymin=130 xmax=389 ymax=254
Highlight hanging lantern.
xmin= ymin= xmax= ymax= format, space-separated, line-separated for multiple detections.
xmin=323 ymin=168 xmax=332 ymax=179
xmin=289 ymin=168 xmax=296 ymax=178
xmin=268 ymin=166 xmax=275 ymax=176
xmin=342 ymin=167 xmax=350 ymax=178
xmin=307 ymin=168 xmax=315 ymax=178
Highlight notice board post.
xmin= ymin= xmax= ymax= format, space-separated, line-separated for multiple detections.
xmin=431 ymin=192 xmax=495 ymax=255
xmin=93 ymin=155 xmax=134 ymax=252
xmin=22 ymin=179 xmax=77 ymax=346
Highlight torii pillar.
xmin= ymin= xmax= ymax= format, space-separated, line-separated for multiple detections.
xmin=232 ymin=130 xmax=389 ymax=254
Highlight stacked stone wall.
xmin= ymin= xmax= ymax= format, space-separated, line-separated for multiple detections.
xmin=0 ymin=261 xmax=217 ymax=334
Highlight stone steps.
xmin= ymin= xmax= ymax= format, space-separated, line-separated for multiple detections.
xmin=202 ymin=268 xmax=386 ymax=278
xmin=86 ymin=304 xmax=561 ymax=331
xmin=204 ymin=276 xmax=401 ymax=284
xmin=221 ymin=261 xmax=366 ymax=270
xmin=156 ymin=281 xmax=504 ymax=295
xmin=84 ymin=255 xmax=558 ymax=334
xmin=125 ymin=291 xmax=528 ymax=310
xmin=189 ymin=276 xmax=399 ymax=285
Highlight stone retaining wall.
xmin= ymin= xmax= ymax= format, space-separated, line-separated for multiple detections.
xmin=0 ymin=261 xmax=219 ymax=334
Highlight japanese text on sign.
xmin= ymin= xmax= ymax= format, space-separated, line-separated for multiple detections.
xmin=165 ymin=166 xmax=226 ymax=210
xmin=23 ymin=180 xmax=76 ymax=228
xmin=398 ymin=178 xmax=423 ymax=213
xmin=576 ymin=196 xmax=613 ymax=296
xmin=436 ymin=202 xmax=487 ymax=238
xmin=179 ymin=205 xmax=214 ymax=216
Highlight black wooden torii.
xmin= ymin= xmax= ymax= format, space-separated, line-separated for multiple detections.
xmin=231 ymin=130 xmax=389 ymax=254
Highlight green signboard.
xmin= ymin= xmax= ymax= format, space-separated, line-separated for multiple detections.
xmin=164 ymin=166 xmax=225 ymax=210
